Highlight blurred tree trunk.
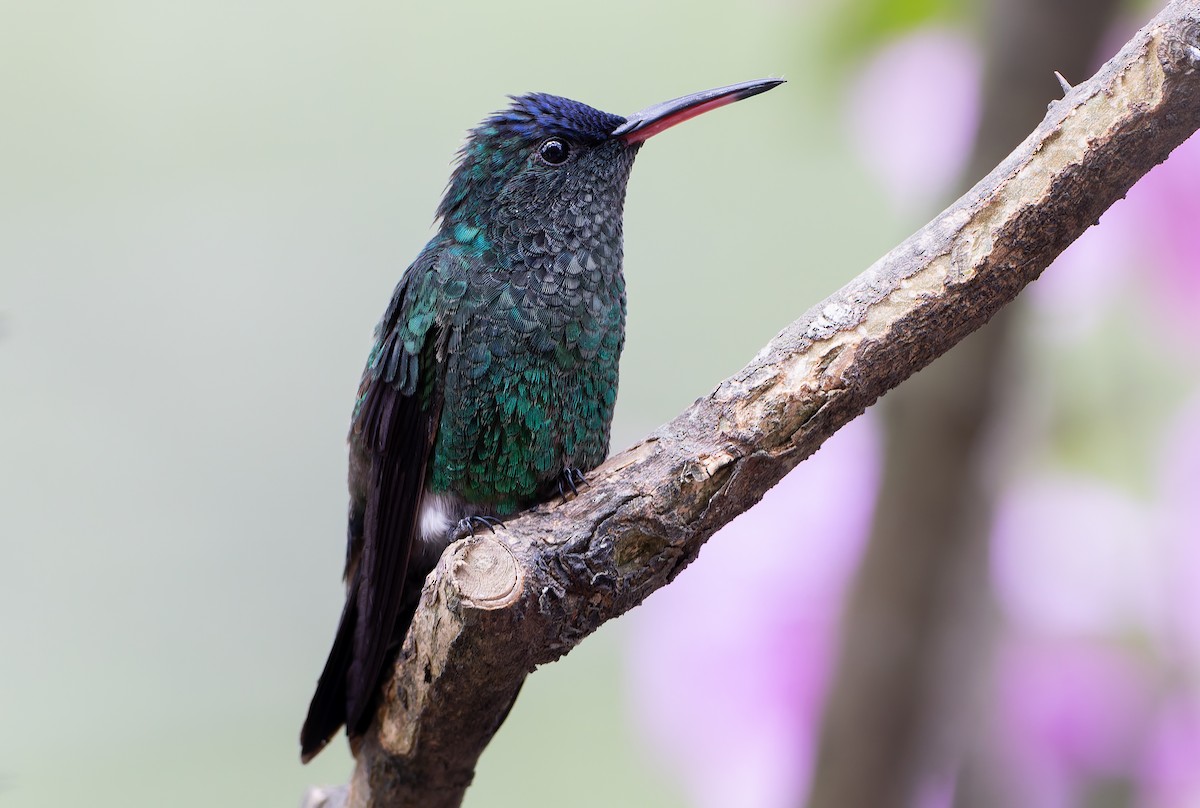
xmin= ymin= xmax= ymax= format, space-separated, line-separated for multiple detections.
xmin=807 ymin=2 xmax=1120 ymax=807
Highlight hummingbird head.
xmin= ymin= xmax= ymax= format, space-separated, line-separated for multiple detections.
xmin=435 ymin=79 xmax=784 ymax=243
xmin=436 ymin=93 xmax=630 ymax=231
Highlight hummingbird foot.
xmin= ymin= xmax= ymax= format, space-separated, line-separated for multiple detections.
xmin=453 ymin=514 xmax=505 ymax=540
xmin=556 ymin=466 xmax=590 ymax=501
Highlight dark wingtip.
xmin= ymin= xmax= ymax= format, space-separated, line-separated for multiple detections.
xmin=300 ymin=696 xmax=341 ymax=764
xmin=300 ymin=592 xmax=359 ymax=764
xmin=297 ymin=739 xmax=321 ymax=763
xmin=299 ymin=739 xmax=326 ymax=765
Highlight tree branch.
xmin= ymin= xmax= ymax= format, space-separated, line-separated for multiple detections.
xmin=306 ymin=4 xmax=1200 ymax=805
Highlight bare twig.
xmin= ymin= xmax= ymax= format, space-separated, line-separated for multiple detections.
xmin=306 ymin=3 xmax=1200 ymax=805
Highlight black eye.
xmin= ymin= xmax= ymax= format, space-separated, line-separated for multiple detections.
xmin=538 ymin=138 xmax=570 ymax=165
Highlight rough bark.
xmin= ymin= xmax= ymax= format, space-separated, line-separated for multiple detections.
xmin=304 ymin=4 xmax=1200 ymax=805
xmin=806 ymin=1 xmax=1120 ymax=807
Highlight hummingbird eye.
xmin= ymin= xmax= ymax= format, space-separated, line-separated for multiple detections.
xmin=537 ymin=138 xmax=570 ymax=165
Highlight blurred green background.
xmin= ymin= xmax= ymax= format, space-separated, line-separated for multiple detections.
xmin=0 ymin=1 xmax=906 ymax=806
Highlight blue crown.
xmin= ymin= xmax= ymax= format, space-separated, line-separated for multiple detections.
xmin=486 ymin=93 xmax=625 ymax=144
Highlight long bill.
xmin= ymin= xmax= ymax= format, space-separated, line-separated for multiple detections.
xmin=611 ymin=77 xmax=785 ymax=145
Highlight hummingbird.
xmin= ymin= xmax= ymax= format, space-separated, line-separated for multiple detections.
xmin=300 ymin=77 xmax=784 ymax=762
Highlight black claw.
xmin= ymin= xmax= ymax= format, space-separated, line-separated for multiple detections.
xmin=556 ymin=466 xmax=589 ymax=502
xmin=455 ymin=514 xmax=504 ymax=539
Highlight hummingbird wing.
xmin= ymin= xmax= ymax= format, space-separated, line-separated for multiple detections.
xmin=301 ymin=245 xmax=453 ymax=762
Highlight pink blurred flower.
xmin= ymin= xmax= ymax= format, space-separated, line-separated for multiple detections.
xmin=1135 ymin=395 xmax=1200 ymax=804
xmin=846 ymin=29 xmax=982 ymax=212
xmin=985 ymin=395 xmax=1200 ymax=804
xmin=1026 ymin=208 xmax=1133 ymax=341
xmin=1131 ymin=133 xmax=1200 ymax=333
xmin=624 ymin=416 xmax=881 ymax=808
xmin=1155 ymin=393 xmax=1200 ymax=661
xmin=1032 ymin=132 xmax=1200 ymax=344
xmin=1140 ymin=697 xmax=1200 ymax=808
xmin=993 ymin=637 xmax=1154 ymax=808
xmin=990 ymin=476 xmax=1161 ymax=637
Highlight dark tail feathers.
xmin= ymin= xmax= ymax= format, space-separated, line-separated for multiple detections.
xmin=300 ymin=588 xmax=357 ymax=763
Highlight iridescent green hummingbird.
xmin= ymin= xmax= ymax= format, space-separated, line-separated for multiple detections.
xmin=301 ymin=78 xmax=784 ymax=762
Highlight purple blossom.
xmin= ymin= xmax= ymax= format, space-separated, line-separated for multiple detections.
xmin=992 ymin=637 xmax=1154 ymax=808
xmin=624 ymin=416 xmax=881 ymax=808
xmin=1133 ymin=395 xmax=1200 ymax=806
xmin=1155 ymin=394 xmax=1200 ymax=660
xmin=1140 ymin=696 xmax=1200 ymax=807
xmin=1130 ymin=134 xmax=1200 ymax=336
xmin=845 ymin=29 xmax=982 ymax=212
xmin=1032 ymin=132 xmax=1200 ymax=345
xmin=983 ymin=395 xmax=1200 ymax=805
xmin=990 ymin=476 xmax=1160 ymax=637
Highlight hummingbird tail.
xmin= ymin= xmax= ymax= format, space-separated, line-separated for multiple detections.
xmin=300 ymin=588 xmax=357 ymax=763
